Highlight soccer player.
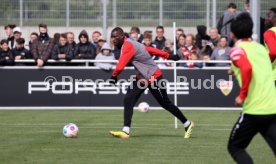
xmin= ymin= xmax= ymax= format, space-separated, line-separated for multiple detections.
xmin=264 ymin=8 xmax=276 ymax=86
xmin=227 ymin=12 xmax=276 ymax=164
xmin=109 ymin=27 xmax=194 ymax=139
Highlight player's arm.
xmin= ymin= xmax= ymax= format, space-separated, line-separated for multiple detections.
xmin=229 ymin=47 xmax=252 ymax=101
xmin=144 ymin=46 xmax=169 ymax=59
xmin=264 ymin=30 xmax=276 ymax=60
xmin=112 ymin=41 xmax=135 ymax=77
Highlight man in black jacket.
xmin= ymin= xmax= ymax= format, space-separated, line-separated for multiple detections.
xmin=52 ymin=33 xmax=73 ymax=61
xmin=11 ymin=38 xmax=32 ymax=60
xmin=153 ymin=25 xmax=166 ymax=50
xmin=74 ymin=30 xmax=96 ymax=59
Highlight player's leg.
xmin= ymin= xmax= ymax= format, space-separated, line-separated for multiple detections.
xmin=123 ymin=81 xmax=145 ymax=129
xmin=110 ymin=80 xmax=145 ymax=138
xmin=227 ymin=113 xmax=259 ymax=164
xmin=260 ymin=115 xmax=276 ymax=156
xmin=148 ymin=76 xmax=194 ymax=138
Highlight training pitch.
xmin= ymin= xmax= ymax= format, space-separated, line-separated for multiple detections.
xmin=0 ymin=110 xmax=275 ymax=164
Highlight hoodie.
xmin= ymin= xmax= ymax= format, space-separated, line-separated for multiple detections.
xmin=74 ymin=30 xmax=96 ymax=59
xmin=95 ymin=43 xmax=115 ymax=70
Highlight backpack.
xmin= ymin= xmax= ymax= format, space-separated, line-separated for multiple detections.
xmin=217 ymin=15 xmax=234 ymax=35
xmin=217 ymin=15 xmax=224 ymax=34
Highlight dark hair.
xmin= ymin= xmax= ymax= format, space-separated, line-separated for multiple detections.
xmin=130 ymin=26 xmax=140 ymax=34
xmin=30 ymin=32 xmax=38 ymax=37
xmin=156 ymin=25 xmax=164 ymax=31
xmin=220 ymin=36 xmax=228 ymax=41
xmin=38 ymin=23 xmax=47 ymax=28
xmin=143 ymin=32 xmax=152 ymax=39
xmin=176 ymin=28 xmax=184 ymax=33
xmin=179 ymin=34 xmax=186 ymax=39
xmin=60 ymin=33 xmax=68 ymax=39
xmin=231 ymin=12 xmax=253 ymax=39
xmin=4 ymin=24 xmax=16 ymax=30
xmin=79 ymin=30 xmax=89 ymax=40
xmin=270 ymin=8 xmax=276 ymax=14
xmin=245 ymin=0 xmax=249 ymax=5
xmin=228 ymin=3 xmax=237 ymax=9
xmin=16 ymin=38 xmax=25 ymax=45
xmin=111 ymin=27 xmax=124 ymax=36
xmin=0 ymin=39 xmax=8 ymax=45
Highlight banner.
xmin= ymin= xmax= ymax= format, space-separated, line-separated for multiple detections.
xmin=0 ymin=68 xmax=239 ymax=108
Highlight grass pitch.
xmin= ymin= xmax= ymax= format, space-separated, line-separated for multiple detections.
xmin=0 ymin=110 xmax=275 ymax=164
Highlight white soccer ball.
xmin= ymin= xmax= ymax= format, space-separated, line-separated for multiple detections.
xmin=63 ymin=123 xmax=79 ymax=138
xmin=138 ymin=102 xmax=150 ymax=113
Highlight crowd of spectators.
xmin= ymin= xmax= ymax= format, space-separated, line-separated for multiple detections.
xmin=1 ymin=2 xmax=261 ymax=69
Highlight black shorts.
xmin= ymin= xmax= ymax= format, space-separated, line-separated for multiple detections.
xmin=228 ymin=112 xmax=276 ymax=156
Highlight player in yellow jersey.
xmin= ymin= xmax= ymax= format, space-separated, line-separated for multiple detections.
xmin=227 ymin=12 xmax=276 ymax=164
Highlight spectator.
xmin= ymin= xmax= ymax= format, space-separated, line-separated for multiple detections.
xmin=157 ymin=39 xmax=173 ymax=68
xmin=153 ymin=25 xmax=166 ymax=50
xmin=178 ymin=34 xmax=199 ymax=59
xmin=74 ymin=30 xmax=96 ymax=59
xmin=217 ymin=3 xmax=239 ymax=41
xmin=196 ymin=25 xmax=211 ymax=50
xmin=177 ymin=34 xmax=186 ymax=50
xmin=176 ymin=28 xmax=185 ymax=48
xmin=130 ymin=32 xmax=139 ymax=42
xmin=67 ymin=32 xmax=76 ymax=51
xmin=0 ymin=39 xmax=14 ymax=65
xmin=185 ymin=34 xmax=198 ymax=52
xmin=91 ymin=31 xmax=102 ymax=49
xmin=209 ymin=27 xmax=220 ymax=48
xmin=28 ymin=32 xmax=38 ymax=51
xmin=52 ymin=33 xmax=73 ymax=61
xmin=53 ymin=33 xmax=61 ymax=45
xmin=4 ymin=24 xmax=16 ymax=48
xmin=11 ymin=38 xmax=32 ymax=61
xmin=95 ymin=43 xmax=115 ymax=71
xmin=130 ymin=26 xmax=143 ymax=43
xmin=182 ymin=52 xmax=203 ymax=68
xmin=31 ymin=23 xmax=55 ymax=67
xmin=243 ymin=0 xmax=265 ymax=44
xmin=11 ymin=27 xmax=22 ymax=49
xmin=210 ymin=36 xmax=231 ymax=66
xmin=143 ymin=32 xmax=156 ymax=47
xmin=95 ymin=37 xmax=106 ymax=55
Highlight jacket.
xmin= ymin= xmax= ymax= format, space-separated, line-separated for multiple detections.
xmin=11 ymin=47 xmax=32 ymax=59
xmin=52 ymin=43 xmax=74 ymax=61
xmin=74 ymin=42 xmax=96 ymax=59
xmin=0 ymin=49 xmax=14 ymax=65
xmin=31 ymin=34 xmax=55 ymax=62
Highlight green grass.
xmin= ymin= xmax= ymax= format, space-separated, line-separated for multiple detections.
xmin=0 ymin=110 xmax=275 ymax=164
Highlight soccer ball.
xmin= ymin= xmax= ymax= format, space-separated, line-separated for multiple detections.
xmin=138 ymin=102 xmax=150 ymax=113
xmin=63 ymin=123 xmax=79 ymax=138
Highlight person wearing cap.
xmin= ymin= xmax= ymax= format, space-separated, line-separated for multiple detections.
xmin=95 ymin=37 xmax=106 ymax=55
xmin=74 ymin=30 xmax=96 ymax=60
xmin=10 ymin=27 xmax=22 ymax=49
xmin=11 ymin=38 xmax=32 ymax=63
xmin=95 ymin=42 xmax=115 ymax=71
xmin=31 ymin=23 xmax=55 ymax=67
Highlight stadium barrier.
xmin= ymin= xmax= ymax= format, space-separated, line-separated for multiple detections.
xmin=0 ymin=60 xmax=240 ymax=110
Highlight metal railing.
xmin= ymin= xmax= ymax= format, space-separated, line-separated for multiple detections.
xmin=10 ymin=59 xmax=231 ymax=69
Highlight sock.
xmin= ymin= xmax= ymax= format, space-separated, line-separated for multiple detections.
xmin=183 ymin=120 xmax=191 ymax=130
xmin=122 ymin=126 xmax=130 ymax=134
